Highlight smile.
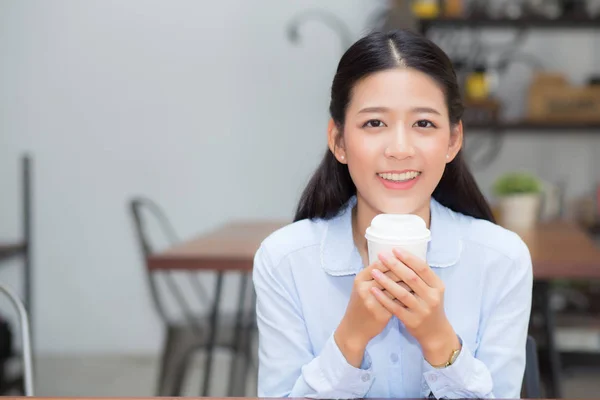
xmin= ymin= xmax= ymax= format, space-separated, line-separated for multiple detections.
xmin=377 ymin=171 xmax=421 ymax=182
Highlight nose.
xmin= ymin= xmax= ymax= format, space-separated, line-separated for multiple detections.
xmin=384 ymin=126 xmax=415 ymax=160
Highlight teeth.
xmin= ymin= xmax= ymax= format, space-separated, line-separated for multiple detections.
xmin=378 ymin=171 xmax=420 ymax=182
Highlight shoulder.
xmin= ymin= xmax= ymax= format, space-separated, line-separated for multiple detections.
xmin=254 ymin=218 xmax=325 ymax=272
xmin=454 ymin=212 xmax=531 ymax=266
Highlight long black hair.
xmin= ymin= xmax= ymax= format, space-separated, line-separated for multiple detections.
xmin=294 ymin=29 xmax=495 ymax=223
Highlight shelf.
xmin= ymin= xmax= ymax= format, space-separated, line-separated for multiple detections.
xmin=420 ymin=15 xmax=600 ymax=31
xmin=0 ymin=243 xmax=26 ymax=262
xmin=464 ymin=121 xmax=600 ymax=132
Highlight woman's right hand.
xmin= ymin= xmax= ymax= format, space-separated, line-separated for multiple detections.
xmin=333 ymin=260 xmax=398 ymax=368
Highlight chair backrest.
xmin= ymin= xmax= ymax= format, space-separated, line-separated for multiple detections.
xmin=523 ymin=335 xmax=542 ymax=399
xmin=128 ymin=196 xmax=209 ymax=328
xmin=130 ymin=196 xmax=179 ymax=258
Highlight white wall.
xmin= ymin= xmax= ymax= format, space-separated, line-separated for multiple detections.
xmin=0 ymin=0 xmax=598 ymax=355
xmin=0 ymin=0 xmax=387 ymax=355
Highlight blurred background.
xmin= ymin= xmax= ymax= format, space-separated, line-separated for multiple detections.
xmin=1 ymin=0 xmax=600 ymax=398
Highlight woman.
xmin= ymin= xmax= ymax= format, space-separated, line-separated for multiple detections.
xmin=252 ymin=29 xmax=532 ymax=399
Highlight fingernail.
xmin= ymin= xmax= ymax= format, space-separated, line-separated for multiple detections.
xmin=371 ymin=269 xmax=382 ymax=278
xmin=392 ymin=248 xmax=402 ymax=257
xmin=378 ymin=253 xmax=387 ymax=262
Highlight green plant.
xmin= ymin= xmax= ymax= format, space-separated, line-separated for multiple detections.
xmin=493 ymin=172 xmax=542 ymax=196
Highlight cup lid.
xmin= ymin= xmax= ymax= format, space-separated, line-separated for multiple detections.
xmin=365 ymin=213 xmax=431 ymax=243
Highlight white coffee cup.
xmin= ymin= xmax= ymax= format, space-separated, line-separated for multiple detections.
xmin=364 ymin=214 xmax=431 ymax=265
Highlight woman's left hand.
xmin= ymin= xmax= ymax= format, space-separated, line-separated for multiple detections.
xmin=370 ymin=248 xmax=461 ymax=366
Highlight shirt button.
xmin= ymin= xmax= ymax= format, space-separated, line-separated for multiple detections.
xmin=390 ymin=353 xmax=399 ymax=363
xmin=428 ymin=374 xmax=438 ymax=383
xmin=361 ymin=373 xmax=371 ymax=382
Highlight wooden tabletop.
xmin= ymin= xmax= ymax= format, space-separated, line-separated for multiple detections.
xmin=513 ymin=220 xmax=600 ymax=279
xmin=147 ymin=220 xmax=286 ymax=272
xmin=147 ymin=219 xmax=600 ymax=279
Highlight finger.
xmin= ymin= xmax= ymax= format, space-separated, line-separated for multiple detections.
xmin=364 ymin=293 xmax=392 ymax=320
xmin=384 ymin=270 xmax=402 ymax=283
xmin=359 ymin=262 xmax=405 ymax=296
xmin=383 ymin=271 xmax=413 ymax=293
xmin=357 ymin=261 xmax=400 ymax=285
xmin=370 ymin=279 xmax=412 ymax=294
xmin=397 ymin=281 xmax=413 ymax=293
xmin=378 ymin=253 xmax=428 ymax=297
xmin=366 ymin=280 xmax=396 ymax=300
xmin=370 ymin=287 xmax=411 ymax=320
xmin=392 ymin=248 xmax=442 ymax=289
xmin=356 ymin=260 xmax=389 ymax=281
xmin=371 ymin=268 xmax=420 ymax=309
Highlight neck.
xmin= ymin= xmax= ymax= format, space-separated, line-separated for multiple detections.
xmin=352 ymin=195 xmax=432 ymax=266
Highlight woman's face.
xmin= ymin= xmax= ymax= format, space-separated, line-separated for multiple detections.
xmin=329 ymin=68 xmax=462 ymax=219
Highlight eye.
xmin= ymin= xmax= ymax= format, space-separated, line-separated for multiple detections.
xmin=413 ymin=120 xmax=436 ymax=129
xmin=362 ymin=119 xmax=387 ymax=128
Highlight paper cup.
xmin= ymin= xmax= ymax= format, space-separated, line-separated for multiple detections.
xmin=364 ymin=214 xmax=431 ymax=265
xmin=366 ymin=237 xmax=429 ymax=265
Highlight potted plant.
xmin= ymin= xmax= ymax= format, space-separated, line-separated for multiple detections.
xmin=493 ymin=171 xmax=543 ymax=230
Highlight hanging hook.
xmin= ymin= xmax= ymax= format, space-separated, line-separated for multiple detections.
xmin=286 ymin=9 xmax=353 ymax=53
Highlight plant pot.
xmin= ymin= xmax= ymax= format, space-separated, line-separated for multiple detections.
xmin=498 ymin=193 xmax=542 ymax=230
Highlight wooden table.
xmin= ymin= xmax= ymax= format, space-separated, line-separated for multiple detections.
xmin=147 ymin=221 xmax=286 ymax=272
xmin=511 ymin=220 xmax=600 ymax=399
xmin=515 ymin=220 xmax=600 ymax=279
xmin=148 ymin=220 xmax=600 ymax=278
xmin=147 ymin=219 xmax=600 ymax=399
xmin=147 ymin=220 xmax=285 ymax=397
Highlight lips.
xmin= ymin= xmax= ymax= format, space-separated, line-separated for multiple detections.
xmin=376 ymin=170 xmax=421 ymax=191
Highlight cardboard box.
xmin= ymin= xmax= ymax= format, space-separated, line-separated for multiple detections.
xmin=527 ymin=72 xmax=600 ymax=123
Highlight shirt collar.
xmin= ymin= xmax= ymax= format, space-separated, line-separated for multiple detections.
xmin=321 ymin=196 xmax=463 ymax=276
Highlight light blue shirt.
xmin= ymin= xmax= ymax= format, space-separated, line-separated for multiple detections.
xmin=253 ymin=196 xmax=533 ymax=399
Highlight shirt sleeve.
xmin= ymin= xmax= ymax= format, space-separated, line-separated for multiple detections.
xmin=253 ymin=244 xmax=375 ymax=399
xmin=421 ymin=240 xmax=533 ymax=399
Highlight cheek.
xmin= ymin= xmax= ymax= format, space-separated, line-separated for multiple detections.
xmin=343 ymin=133 xmax=381 ymax=183
xmin=344 ymin=131 xmax=381 ymax=164
xmin=418 ymin=135 xmax=450 ymax=166
xmin=414 ymin=135 xmax=450 ymax=187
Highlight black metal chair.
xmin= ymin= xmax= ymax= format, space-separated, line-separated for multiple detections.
xmin=523 ymin=335 xmax=542 ymax=399
xmin=0 ymin=284 xmax=34 ymax=397
xmin=129 ymin=196 xmax=255 ymax=396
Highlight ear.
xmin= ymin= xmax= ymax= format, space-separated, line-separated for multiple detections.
xmin=446 ymin=121 xmax=463 ymax=163
xmin=327 ymin=119 xmax=347 ymax=164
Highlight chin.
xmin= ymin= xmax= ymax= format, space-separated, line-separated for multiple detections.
xmin=374 ymin=198 xmax=422 ymax=215
xmin=357 ymin=187 xmax=431 ymax=217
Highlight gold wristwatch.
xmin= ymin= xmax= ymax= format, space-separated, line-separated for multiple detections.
xmin=430 ymin=348 xmax=461 ymax=369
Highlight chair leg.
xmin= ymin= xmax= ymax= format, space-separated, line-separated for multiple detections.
xmin=535 ymin=281 xmax=563 ymax=398
xmin=156 ymin=325 xmax=177 ymax=396
xmin=171 ymin=349 xmax=193 ymax=396
xmin=227 ymin=272 xmax=250 ymax=397
xmin=239 ymin=326 xmax=256 ymax=396
xmin=237 ymin=294 xmax=257 ymax=396
xmin=201 ymin=272 xmax=224 ymax=397
xmin=156 ymin=325 xmax=196 ymax=396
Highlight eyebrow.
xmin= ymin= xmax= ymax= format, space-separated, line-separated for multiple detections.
xmin=358 ymin=106 xmax=391 ymax=114
xmin=412 ymin=106 xmax=442 ymax=116
xmin=358 ymin=106 xmax=442 ymax=116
